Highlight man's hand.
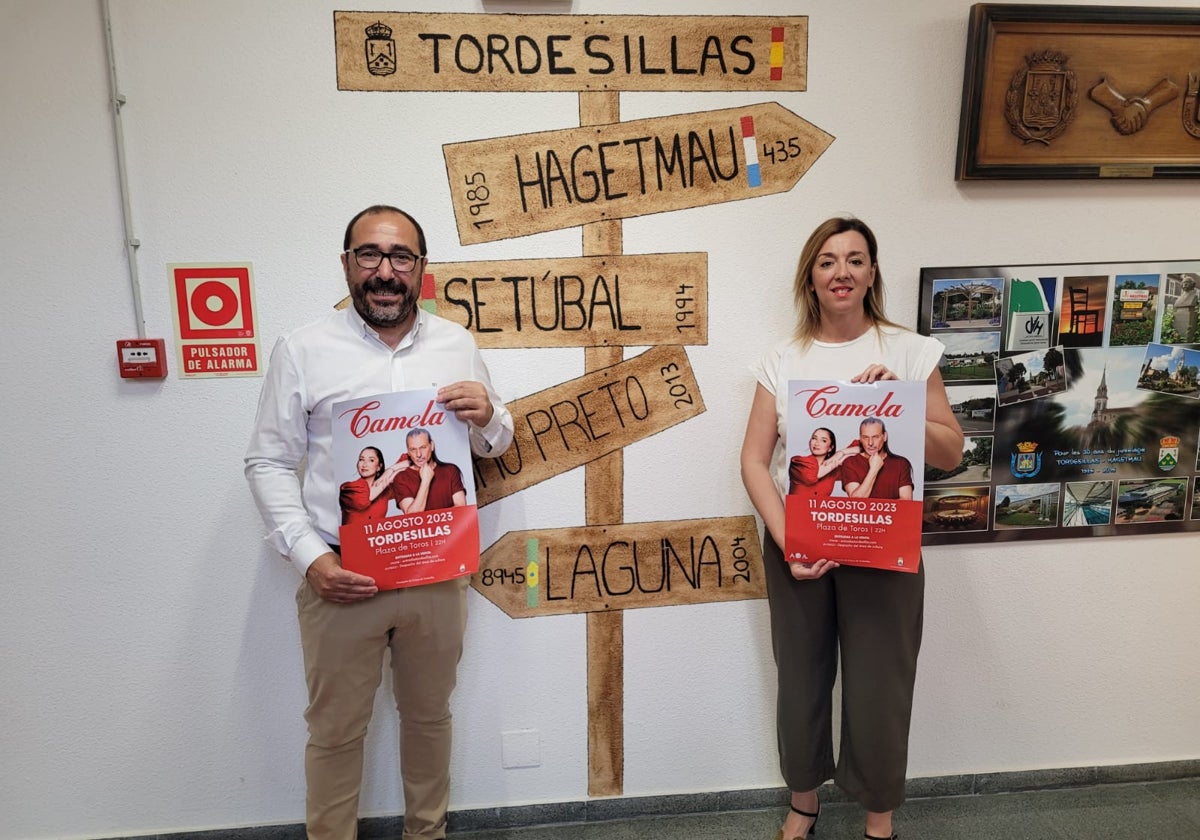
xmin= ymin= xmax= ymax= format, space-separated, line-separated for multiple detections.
xmin=305 ymin=552 xmax=378 ymax=603
xmin=437 ymin=381 xmax=494 ymax=427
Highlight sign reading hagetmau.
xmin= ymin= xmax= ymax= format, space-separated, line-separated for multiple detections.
xmin=334 ymin=13 xmax=807 ymax=92
xmin=429 ymin=253 xmax=707 ymax=348
xmin=473 ymin=516 xmax=765 ymax=618
xmin=473 ymin=345 xmax=703 ymax=506
xmin=444 ymin=103 xmax=834 ymax=245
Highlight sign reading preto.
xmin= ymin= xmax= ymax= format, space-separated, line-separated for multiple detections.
xmin=472 ymin=345 xmax=705 ymax=506
xmin=168 ymin=263 xmax=261 ymax=378
xmin=444 ymin=103 xmax=834 ymax=244
xmin=334 ymin=13 xmax=808 ymax=92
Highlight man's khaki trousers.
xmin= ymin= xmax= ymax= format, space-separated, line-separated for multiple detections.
xmin=296 ymin=576 xmax=468 ymax=840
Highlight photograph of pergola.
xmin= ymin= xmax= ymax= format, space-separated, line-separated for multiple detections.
xmin=930 ymin=278 xmax=1003 ymax=329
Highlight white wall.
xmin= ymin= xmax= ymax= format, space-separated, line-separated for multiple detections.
xmin=2 ymin=1 xmax=1198 ymax=838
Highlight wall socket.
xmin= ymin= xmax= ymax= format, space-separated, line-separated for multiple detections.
xmin=500 ymin=729 xmax=540 ymax=769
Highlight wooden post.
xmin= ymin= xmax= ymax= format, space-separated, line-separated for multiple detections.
xmin=580 ymin=90 xmax=624 ymax=797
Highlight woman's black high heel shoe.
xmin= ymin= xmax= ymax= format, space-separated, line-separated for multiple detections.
xmin=864 ymin=832 xmax=898 ymax=839
xmin=772 ymin=801 xmax=820 ymax=840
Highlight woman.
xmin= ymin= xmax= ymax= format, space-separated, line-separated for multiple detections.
xmin=740 ymin=217 xmax=964 ymax=840
xmin=788 ymin=426 xmax=859 ymax=498
xmin=338 ymin=446 xmax=406 ymax=525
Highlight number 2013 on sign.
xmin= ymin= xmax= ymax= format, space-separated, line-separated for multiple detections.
xmin=659 ymin=361 xmax=694 ymax=410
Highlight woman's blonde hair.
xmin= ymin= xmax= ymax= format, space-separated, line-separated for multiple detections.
xmin=791 ymin=216 xmax=901 ymax=344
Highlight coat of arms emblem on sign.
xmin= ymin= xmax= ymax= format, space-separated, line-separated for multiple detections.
xmin=1005 ymin=50 xmax=1078 ymax=145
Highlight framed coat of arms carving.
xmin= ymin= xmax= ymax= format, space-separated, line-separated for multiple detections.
xmin=956 ymin=4 xmax=1200 ymax=179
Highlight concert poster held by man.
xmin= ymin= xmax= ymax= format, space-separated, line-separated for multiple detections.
xmin=333 ymin=387 xmax=479 ymax=589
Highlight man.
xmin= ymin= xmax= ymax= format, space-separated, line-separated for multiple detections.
xmin=245 ymin=205 xmax=513 ymax=840
xmin=392 ymin=427 xmax=466 ymax=513
xmin=841 ymin=417 xmax=914 ymax=500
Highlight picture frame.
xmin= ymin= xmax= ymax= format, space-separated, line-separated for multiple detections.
xmin=955 ymin=4 xmax=1200 ymax=180
xmin=917 ymin=258 xmax=1200 ymax=546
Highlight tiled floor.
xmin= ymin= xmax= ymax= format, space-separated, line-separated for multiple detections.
xmin=454 ymin=778 xmax=1200 ymax=839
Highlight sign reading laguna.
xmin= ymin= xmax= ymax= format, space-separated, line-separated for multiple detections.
xmin=784 ymin=380 xmax=927 ymax=573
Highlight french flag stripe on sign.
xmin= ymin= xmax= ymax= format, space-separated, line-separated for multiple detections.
xmin=741 ymin=115 xmax=762 ymax=188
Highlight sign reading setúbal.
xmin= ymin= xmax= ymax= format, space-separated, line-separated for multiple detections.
xmin=423 ymin=253 xmax=708 ymax=348
xmin=334 ymin=13 xmax=808 ymax=92
xmin=336 ymin=254 xmax=707 ymax=348
xmin=444 ymin=103 xmax=834 ymax=244
xmin=474 ymin=516 xmax=765 ymax=618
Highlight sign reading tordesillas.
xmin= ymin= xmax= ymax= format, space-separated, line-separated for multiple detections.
xmin=334 ymin=13 xmax=808 ymax=93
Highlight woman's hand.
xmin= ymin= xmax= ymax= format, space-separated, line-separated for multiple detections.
xmin=788 ymin=558 xmax=839 ymax=580
xmin=833 ymin=443 xmax=861 ymax=464
xmin=851 ymin=364 xmax=898 ymax=383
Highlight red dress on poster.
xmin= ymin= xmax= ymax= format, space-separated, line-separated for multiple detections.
xmin=339 ymin=477 xmax=391 ymax=524
xmin=338 ymin=446 xmax=405 ymax=525
xmin=787 ymin=427 xmax=860 ymax=500
xmin=789 ymin=455 xmax=838 ymax=498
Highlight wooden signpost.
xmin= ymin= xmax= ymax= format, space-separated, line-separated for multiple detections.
xmin=473 ymin=516 xmax=766 ymax=617
xmin=443 ymin=103 xmax=834 ymax=244
xmin=334 ymin=10 xmax=828 ymax=797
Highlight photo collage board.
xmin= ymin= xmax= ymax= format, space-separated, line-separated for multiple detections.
xmin=916 ymin=259 xmax=1200 ymax=545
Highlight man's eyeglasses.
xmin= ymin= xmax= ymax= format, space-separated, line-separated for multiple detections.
xmin=347 ymin=248 xmax=422 ymax=272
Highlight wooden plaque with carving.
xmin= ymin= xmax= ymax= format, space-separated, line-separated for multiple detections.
xmin=955 ymin=4 xmax=1200 ymax=179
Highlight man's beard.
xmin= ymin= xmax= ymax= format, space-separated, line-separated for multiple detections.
xmin=352 ymin=278 xmax=417 ymax=329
